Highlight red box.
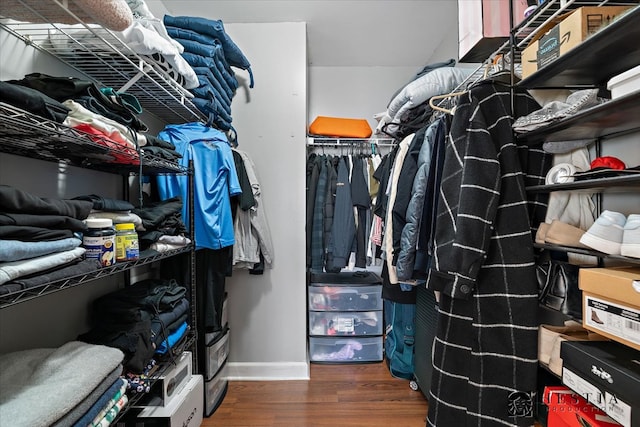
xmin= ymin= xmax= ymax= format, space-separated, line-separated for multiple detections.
xmin=544 ymin=386 xmax=621 ymax=426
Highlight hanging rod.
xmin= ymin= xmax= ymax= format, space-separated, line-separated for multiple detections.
xmin=306 ymin=137 xmax=397 ymax=147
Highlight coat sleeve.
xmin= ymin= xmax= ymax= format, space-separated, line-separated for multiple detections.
xmin=395 ymin=162 xmax=428 ymax=281
xmin=427 ymin=95 xmax=501 ymax=300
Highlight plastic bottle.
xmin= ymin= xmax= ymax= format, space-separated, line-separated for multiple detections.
xmin=83 ymin=218 xmax=116 ymax=266
xmin=115 ymin=222 xmax=139 ymax=262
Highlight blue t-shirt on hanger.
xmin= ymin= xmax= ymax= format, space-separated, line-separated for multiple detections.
xmin=156 ymin=122 xmax=241 ymax=250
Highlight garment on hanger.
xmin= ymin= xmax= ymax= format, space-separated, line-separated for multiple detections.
xmin=426 ymin=76 xmax=551 ymax=426
xmin=232 ymin=149 xmax=274 ymax=271
xmin=382 ymin=134 xmax=413 ymax=285
xmin=326 ymin=156 xmax=356 ymax=272
xmin=395 ymin=116 xmax=447 ymax=282
xmin=310 ymin=157 xmax=328 ymax=272
xmin=351 ymin=155 xmax=371 ymax=268
xmin=155 ymin=122 xmax=241 ymax=251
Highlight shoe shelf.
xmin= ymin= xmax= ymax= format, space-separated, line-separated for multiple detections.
xmin=526 ymin=174 xmax=640 ymax=193
xmin=0 ymin=245 xmax=193 ymax=309
xmin=516 ymin=5 xmax=640 ymax=89
xmin=0 ymin=102 xmax=187 ymax=175
xmin=534 ymin=243 xmax=640 ymax=266
xmin=516 ymin=91 xmax=640 ymax=145
xmin=0 ymin=1 xmax=206 ymax=125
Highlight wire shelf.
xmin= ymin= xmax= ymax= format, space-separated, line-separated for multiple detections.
xmin=0 ymin=246 xmax=194 ymax=308
xmin=0 ymin=102 xmax=188 ymax=174
xmin=0 ymin=0 xmax=206 ymax=124
xmin=439 ymin=0 xmax=637 ymax=111
xmin=511 ymin=0 xmax=639 ymax=49
xmin=307 ymin=137 xmax=397 ymax=146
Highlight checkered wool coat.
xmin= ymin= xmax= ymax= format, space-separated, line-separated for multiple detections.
xmin=426 ymin=74 xmax=550 ymax=426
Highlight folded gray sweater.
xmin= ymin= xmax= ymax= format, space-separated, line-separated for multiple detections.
xmin=0 ymin=341 xmax=124 ymax=427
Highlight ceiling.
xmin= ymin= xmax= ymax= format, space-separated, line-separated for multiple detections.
xmin=148 ymin=0 xmax=460 ymax=67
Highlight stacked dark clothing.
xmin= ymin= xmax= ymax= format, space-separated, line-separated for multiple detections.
xmin=7 ymin=73 xmax=148 ymax=132
xmin=132 ymin=196 xmax=190 ymax=255
xmin=3 ymin=74 xmax=182 ymax=165
xmin=140 ymin=133 xmax=182 ymax=162
xmin=0 ymin=80 xmax=70 ymax=123
xmin=0 ymin=185 xmax=99 ymax=295
xmin=79 ymin=278 xmax=190 ymax=373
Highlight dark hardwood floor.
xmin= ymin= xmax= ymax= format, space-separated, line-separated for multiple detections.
xmin=203 ymin=362 xmax=429 ymax=427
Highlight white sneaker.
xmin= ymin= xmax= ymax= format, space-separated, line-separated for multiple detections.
xmin=579 ymin=210 xmax=626 ymax=255
xmin=621 ymin=214 xmax=640 ymax=258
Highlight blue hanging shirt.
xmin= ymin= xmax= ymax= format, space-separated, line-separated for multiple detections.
xmin=156 ymin=122 xmax=241 ymax=250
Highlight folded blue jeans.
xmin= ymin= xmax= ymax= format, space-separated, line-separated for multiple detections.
xmin=0 ymin=237 xmax=82 ymax=262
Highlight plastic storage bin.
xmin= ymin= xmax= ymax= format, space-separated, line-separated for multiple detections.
xmin=308 ymin=284 xmax=383 ymax=311
xmin=309 ymin=336 xmax=383 ymax=363
xmin=308 ymin=310 xmax=383 ymax=336
xmin=607 ymin=65 xmax=640 ymax=99
xmin=204 ymin=328 xmax=229 ymax=380
xmin=204 ymin=362 xmax=228 ymax=417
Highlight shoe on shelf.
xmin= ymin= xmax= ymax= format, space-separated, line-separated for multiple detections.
xmin=579 ymin=210 xmax=626 ymax=255
xmin=621 ymin=214 xmax=640 ymax=258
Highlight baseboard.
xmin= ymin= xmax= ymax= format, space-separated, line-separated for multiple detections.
xmin=225 ymin=361 xmax=310 ymax=380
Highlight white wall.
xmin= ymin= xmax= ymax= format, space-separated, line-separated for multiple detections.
xmin=308 ymin=66 xmax=417 ymax=132
xmin=0 ymin=21 xmax=311 ymax=379
xmin=221 ymin=23 xmax=310 ymax=380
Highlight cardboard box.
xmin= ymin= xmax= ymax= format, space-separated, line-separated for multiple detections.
xmin=579 ymin=268 xmax=640 ymax=351
xmin=134 ymin=351 xmax=193 ymax=407
xmin=135 ymin=375 xmax=204 ymax=427
xmin=580 ymin=268 xmax=640 ymax=309
xmin=560 ymin=341 xmax=640 ymax=427
xmin=544 ymin=386 xmax=622 ymax=426
xmin=521 ymin=6 xmax=632 ymax=78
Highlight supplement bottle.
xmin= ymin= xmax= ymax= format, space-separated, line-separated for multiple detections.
xmin=83 ymin=218 xmax=116 ymax=266
xmin=115 ymin=222 xmax=139 ymax=262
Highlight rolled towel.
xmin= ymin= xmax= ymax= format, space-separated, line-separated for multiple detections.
xmin=545 ymin=163 xmax=580 ymax=185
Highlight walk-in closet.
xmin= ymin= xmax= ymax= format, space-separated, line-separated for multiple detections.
xmin=1 ymin=0 xmax=639 ymax=426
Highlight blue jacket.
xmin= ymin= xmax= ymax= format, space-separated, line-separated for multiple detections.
xmin=164 ymin=15 xmax=254 ymax=88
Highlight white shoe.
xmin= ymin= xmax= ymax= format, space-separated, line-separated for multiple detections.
xmin=579 ymin=210 xmax=626 ymax=255
xmin=621 ymin=214 xmax=640 ymax=258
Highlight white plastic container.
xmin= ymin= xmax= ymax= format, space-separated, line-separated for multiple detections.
xmin=607 ymin=65 xmax=640 ymax=99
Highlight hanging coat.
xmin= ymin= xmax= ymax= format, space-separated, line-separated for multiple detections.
xmin=426 ymin=74 xmax=551 ymax=427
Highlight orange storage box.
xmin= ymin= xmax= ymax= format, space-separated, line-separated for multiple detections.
xmin=308 ymin=116 xmax=372 ymax=138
